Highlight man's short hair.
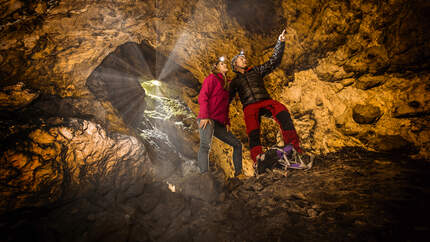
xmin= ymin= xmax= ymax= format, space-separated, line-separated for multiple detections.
xmin=231 ymin=50 xmax=245 ymax=71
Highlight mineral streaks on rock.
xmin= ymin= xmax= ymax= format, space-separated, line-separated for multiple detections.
xmin=0 ymin=119 xmax=150 ymax=213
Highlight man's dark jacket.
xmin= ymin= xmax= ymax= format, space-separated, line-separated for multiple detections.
xmin=229 ymin=40 xmax=285 ymax=108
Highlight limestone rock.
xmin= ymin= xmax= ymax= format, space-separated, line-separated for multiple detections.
xmin=0 ymin=82 xmax=39 ymax=111
xmin=141 ymin=78 xmax=200 ymax=161
xmin=391 ymin=81 xmax=430 ymax=120
xmin=393 ymin=101 xmax=430 ymax=118
xmin=352 ymin=104 xmax=382 ymax=124
xmin=177 ymin=173 xmax=221 ymax=202
xmin=314 ymin=59 xmax=354 ymax=82
xmin=372 ymin=134 xmax=414 ymax=153
xmin=0 ymin=1 xmax=430 ymax=240
xmin=0 ymin=0 xmax=429 ymax=215
xmin=355 ymin=75 xmax=387 ymax=90
xmin=0 ymin=118 xmax=151 ymax=213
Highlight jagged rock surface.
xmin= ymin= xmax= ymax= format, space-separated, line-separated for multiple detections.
xmin=1 ymin=150 xmax=429 ymax=242
xmin=0 ymin=0 xmax=429 ymax=227
xmin=0 ymin=118 xmax=151 ymax=213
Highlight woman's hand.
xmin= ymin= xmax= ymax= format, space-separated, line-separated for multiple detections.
xmin=199 ymin=119 xmax=212 ymax=129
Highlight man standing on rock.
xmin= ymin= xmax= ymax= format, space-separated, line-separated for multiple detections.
xmin=229 ymin=29 xmax=305 ymax=170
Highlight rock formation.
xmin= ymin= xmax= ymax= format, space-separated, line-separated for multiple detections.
xmin=0 ymin=0 xmax=429 ymax=224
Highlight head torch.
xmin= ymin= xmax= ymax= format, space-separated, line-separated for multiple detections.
xmin=231 ymin=50 xmax=246 ymax=70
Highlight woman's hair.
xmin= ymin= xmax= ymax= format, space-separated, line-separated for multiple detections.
xmin=211 ymin=60 xmax=229 ymax=90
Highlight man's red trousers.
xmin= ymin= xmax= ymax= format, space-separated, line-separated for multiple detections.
xmin=243 ymin=99 xmax=302 ymax=163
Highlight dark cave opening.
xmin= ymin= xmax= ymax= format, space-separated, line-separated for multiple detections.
xmin=86 ymin=41 xmax=200 ymax=129
xmin=85 ymin=41 xmax=203 ymax=181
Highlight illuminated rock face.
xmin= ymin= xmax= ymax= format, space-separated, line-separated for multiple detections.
xmin=0 ymin=0 xmax=429 ymax=212
xmin=0 ymin=118 xmax=150 ymax=214
xmin=226 ymin=0 xmax=430 ymax=161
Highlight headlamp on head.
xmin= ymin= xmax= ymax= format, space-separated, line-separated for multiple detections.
xmin=231 ymin=50 xmax=246 ymax=70
xmin=218 ymin=56 xmax=226 ymax=62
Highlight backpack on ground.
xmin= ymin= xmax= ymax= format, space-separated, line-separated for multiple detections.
xmin=255 ymin=144 xmax=314 ymax=175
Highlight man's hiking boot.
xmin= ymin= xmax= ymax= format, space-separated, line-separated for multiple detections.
xmin=254 ymin=150 xmax=280 ymax=175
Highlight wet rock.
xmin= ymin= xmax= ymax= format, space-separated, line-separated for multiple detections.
xmin=141 ymin=76 xmax=199 ymax=161
xmin=139 ymin=128 xmax=184 ymax=179
xmin=352 ymin=104 xmax=382 ymax=124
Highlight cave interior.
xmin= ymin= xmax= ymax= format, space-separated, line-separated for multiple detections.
xmin=1 ymin=0 xmax=430 ymax=241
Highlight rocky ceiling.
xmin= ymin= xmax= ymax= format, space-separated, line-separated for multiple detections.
xmin=0 ymin=0 xmax=429 ymax=230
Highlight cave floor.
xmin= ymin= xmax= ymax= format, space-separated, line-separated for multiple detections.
xmin=2 ymin=150 xmax=429 ymax=242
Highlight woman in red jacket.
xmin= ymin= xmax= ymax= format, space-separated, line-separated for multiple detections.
xmin=197 ymin=56 xmax=242 ymax=177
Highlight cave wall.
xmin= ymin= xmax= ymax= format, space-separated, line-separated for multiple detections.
xmin=224 ymin=0 xmax=430 ymax=162
xmin=270 ymin=0 xmax=430 ymax=158
xmin=0 ymin=118 xmax=151 ymax=214
xmin=1 ymin=0 xmax=429 ymax=211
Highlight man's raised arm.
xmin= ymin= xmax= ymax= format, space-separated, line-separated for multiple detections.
xmin=254 ymin=30 xmax=286 ymax=77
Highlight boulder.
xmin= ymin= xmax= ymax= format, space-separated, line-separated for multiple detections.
xmin=352 ymin=104 xmax=382 ymax=124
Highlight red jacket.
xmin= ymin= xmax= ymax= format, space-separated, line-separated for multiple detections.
xmin=197 ymin=73 xmax=230 ymax=126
